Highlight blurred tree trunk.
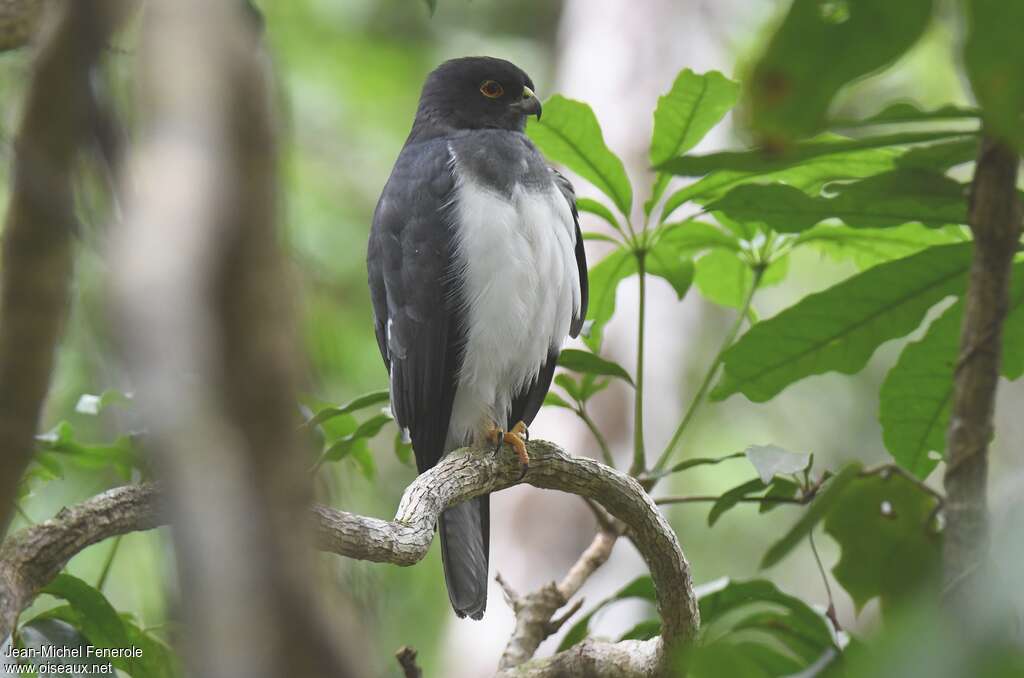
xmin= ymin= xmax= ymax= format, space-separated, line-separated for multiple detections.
xmin=112 ymin=3 xmax=362 ymax=676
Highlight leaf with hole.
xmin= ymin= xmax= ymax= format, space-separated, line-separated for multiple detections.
xmin=824 ymin=472 xmax=941 ymax=612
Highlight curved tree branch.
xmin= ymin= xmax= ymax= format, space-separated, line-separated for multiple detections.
xmin=0 ymin=441 xmax=699 ymax=674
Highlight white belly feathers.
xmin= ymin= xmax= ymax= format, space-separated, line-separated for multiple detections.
xmin=445 ymin=154 xmax=580 ymax=447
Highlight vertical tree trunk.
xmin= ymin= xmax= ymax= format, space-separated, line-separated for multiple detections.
xmin=943 ymin=137 xmax=1021 ymax=600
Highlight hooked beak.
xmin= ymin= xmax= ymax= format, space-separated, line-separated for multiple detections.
xmin=517 ymin=86 xmax=542 ymax=120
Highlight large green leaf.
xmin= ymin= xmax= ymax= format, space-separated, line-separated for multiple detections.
xmin=303 ymin=389 xmax=390 ymax=429
xmin=879 ymin=263 xmax=1024 ymax=477
xmin=832 ymin=102 xmax=981 ymax=128
xmin=698 ymin=579 xmax=833 ymax=655
xmin=712 ymin=243 xmax=974 ymax=403
xmin=761 ymin=463 xmax=863 ymax=568
xmin=527 ymin=96 xmax=632 ymax=215
xmin=648 ymin=70 xmax=739 ymax=213
xmin=576 ymin=197 xmax=622 ymax=233
xmin=706 ymin=170 xmax=967 ymax=233
xmin=824 ymin=473 xmax=941 ymax=612
xmin=964 ymin=0 xmax=1024 ymax=150
xmin=583 ymin=247 xmax=637 ymax=351
xmin=793 ymin=222 xmax=965 ymax=270
xmin=661 ymin=142 xmax=903 ymax=220
xmin=41 ymin=576 xmax=130 ymax=651
xmin=745 ymin=0 xmax=935 ymax=140
xmin=659 ymin=131 xmax=960 ymax=177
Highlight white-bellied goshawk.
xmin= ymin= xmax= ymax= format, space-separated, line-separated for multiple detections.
xmin=367 ymin=56 xmax=589 ymax=620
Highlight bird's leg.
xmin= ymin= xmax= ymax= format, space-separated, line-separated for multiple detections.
xmin=484 ymin=420 xmax=530 ymax=478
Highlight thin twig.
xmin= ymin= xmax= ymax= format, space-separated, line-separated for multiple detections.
xmin=578 ymin=405 xmax=615 ymax=468
xmin=630 ymin=250 xmax=648 ymax=477
xmin=654 ymin=494 xmax=807 ymax=506
xmin=95 ymin=534 xmax=122 ymax=592
xmin=649 ymin=266 xmax=764 ymax=480
xmin=807 ymin=529 xmax=840 ymax=634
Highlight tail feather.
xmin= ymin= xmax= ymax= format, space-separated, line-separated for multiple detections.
xmin=438 ymin=495 xmax=489 ymax=619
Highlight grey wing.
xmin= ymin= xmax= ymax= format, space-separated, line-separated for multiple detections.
xmin=368 ymin=139 xmax=464 ymax=474
xmin=551 ymin=168 xmax=589 ymax=337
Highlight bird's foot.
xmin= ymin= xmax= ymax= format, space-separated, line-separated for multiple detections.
xmin=484 ymin=421 xmax=530 ymax=479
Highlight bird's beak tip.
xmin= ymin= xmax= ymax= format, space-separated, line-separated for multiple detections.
xmin=521 ymin=86 xmax=542 ymax=120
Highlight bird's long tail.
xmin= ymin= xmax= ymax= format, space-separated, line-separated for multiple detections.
xmin=438 ymin=494 xmax=489 ymax=619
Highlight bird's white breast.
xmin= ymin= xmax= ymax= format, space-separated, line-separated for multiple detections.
xmin=446 ymin=151 xmax=580 ymax=446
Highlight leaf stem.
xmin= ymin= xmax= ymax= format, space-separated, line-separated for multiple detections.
xmin=654 ymin=494 xmax=807 ymax=506
xmin=578 ymin=405 xmax=615 ymax=468
xmin=13 ymin=502 xmax=32 ymax=525
xmin=96 ymin=534 xmax=123 ymax=592
xmin=629 ymin=250 xmax=648 ymax=476
xmin=649 ymin=265 xmax=765 ymax=482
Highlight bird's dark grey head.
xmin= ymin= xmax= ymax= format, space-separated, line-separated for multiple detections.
xmin=410 ymin=57 xmax=541 ymax=139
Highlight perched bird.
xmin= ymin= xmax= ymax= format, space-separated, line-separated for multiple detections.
xmin=367 ymin=57 xmax=589 ymax=620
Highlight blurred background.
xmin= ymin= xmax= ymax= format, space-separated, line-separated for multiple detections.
xmin=1 ymin=1 xmax=1021 ymax=676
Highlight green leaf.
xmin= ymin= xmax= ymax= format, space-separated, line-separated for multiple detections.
xmin=394 ymin=431 xmax=413 ymax=467
xmin=651 ymin=70 xmax=740 ymax=167
xmin=644 ymin=221 xmax=739 ymax=299
xmin=713 ymin=243 xmax=974 ymax=403
xmin=746 ymin=0 xmax=935 ymax=140
xmin=583 ymin=248 xmax=637 ymax=351
xmin=557 ymin=348 xmax=633 ymax=386
xmin=879 ymin=262 xmax=1024 ymax=476
xmin=661 ymin=141 xmax=903 ymax=220
xmin=964 ymin=0 xmax=1024 ymax=150
xmin=793 ymin=222 xmax=965 ymax=270
xmin=39 ymin=575 xmax=138 ymax=675
xmin=619 ymin=619 xmax=661 ymax=642
xmin=576 ymin=197 xmax=622 ymax=233
xmin=895 ymin=137 xmax=979 ymax=171
xmin=648 ymin=70 xmax=740 ymax=214
xmin=646 ymin=251 xmax=694 ymax=300
xmin=120 ymin=616 xmax=179 ymax=678
xmin=832 ymin=102 xmax=980 ymax=128
xmin=659 ymin=131 xmax=964 ymax=177
xmin=761 ymin=463 xmax=862 ymax=568
xmin=349 ymin=439 xmax=377 ymax=480
xmin=543 ymin=392 xmax=575 ymax=410
xmin=527 ymin=96 xmax=633 ymax=215
xmin=824 ymin=473 xmax=941 ymax=612
xmin=744 ymin=445 xmax=811 ymax=485
xmin=696 ymin=579 xmax=834 ymax=669
xmin=760 ymin=478 xmax=799 ymax=514
xmin=694 ymin=250 xmax=788 ymax=309
xmin=558 ymin=576 xmax=655 ymax=651
xmin=554 ymin=373 xmax=583 ymax=401
xmin=321 ymin=413 xmax=392 ymax=463
xmin=303 ymin=390 xmax=390 ymax=429
xmin=708 ymin=478 xmax=767 ymax=527
xmin=644 ymin=451 xmax=745 ymax=480
xmin=706 ymin=170 xmax=967 ymax=233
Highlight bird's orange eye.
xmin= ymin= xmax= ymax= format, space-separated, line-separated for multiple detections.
xmin=479 ymin=80 xmax=504 ymax=98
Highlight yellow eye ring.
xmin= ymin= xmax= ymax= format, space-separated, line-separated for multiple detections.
xmin=479 ymin=80 xmax=504 ymax=98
